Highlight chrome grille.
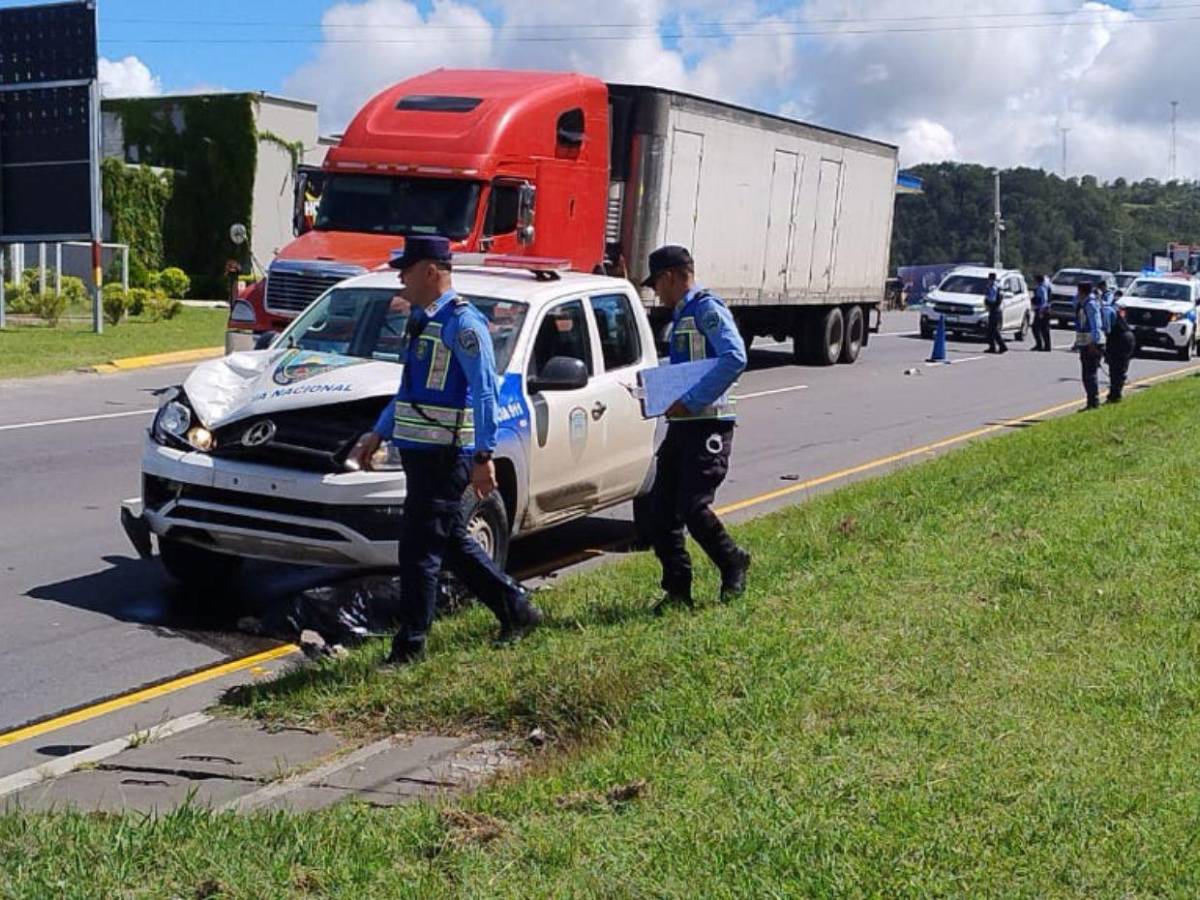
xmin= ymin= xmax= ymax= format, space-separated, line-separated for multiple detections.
xmin=932 ymin=302 xmax=977 ymax=316
xmin=264 ymin=270 xmax=349 ymax=315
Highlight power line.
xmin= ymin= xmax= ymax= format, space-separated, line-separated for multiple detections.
xmin=97 ymin=11 xmax=1200 ymax=45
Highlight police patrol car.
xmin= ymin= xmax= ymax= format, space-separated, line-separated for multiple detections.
xmin=1117 ymin=274 xmax=1200 ymax=361
xmin=121 ymin=259 xmax=659 ymax=588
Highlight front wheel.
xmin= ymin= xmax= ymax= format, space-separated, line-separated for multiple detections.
xmin=1177 ymin=338 xmax=1192 ymax=362
xmin=1014 ymin=311 xmax=1030 ymax=342
xmin=438 ymin=489 xmax=511 ymax=613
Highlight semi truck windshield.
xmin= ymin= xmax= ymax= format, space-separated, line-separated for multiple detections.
xmin=314 ymin=174 xmax=481 ymax=239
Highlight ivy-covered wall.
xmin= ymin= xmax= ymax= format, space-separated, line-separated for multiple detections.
xmin=100 ymin=158 xmax=173 ymax=285
xmin=104 ymin=94 xmax=258 ymax=298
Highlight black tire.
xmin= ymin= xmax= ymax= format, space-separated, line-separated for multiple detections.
xmin=1014 ymin=312 xmax=1030 ymax=342
xmin=1177 ymin=339 xmax=1192 ymax=362
xmin=838 ymin=305 xmax=864 ymax=364
xmin=438 ymin=488 xmax=510 ymax=613
xmin=919 ymin=319 xmax=934 ymax=340
xmin=808 ymin=307 xmax=843 ymax=366
xmin=158 ymin=535 xmax=242 ymax=589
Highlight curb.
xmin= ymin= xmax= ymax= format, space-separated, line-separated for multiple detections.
xmin=87 ymin=345 xmax=224 ymax=374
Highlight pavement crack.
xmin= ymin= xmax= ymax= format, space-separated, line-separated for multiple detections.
xmin=96 ymin=763 xmax=264 ymax=785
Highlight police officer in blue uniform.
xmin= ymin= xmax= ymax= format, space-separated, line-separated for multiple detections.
xmin=349 ymin=236 xmax=542 ymax=664
xmin=643 ymin=245 xmax=751 ymax=612
xmin=1031 ymin=273 xmax=1052 ymax=352
xmin=984 ymin=272 xmax=1008 ymax=353
xmin=1099 ymin=283 xmax=1135 ymax=403
xmin=1074 ymin=282 xmax=1105 ymax=409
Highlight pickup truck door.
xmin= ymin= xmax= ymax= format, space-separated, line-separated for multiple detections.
xmin=523 ymin=298 xmax=608 ymax=527
xmin=586 ymin=291 xmax=657 ymax=500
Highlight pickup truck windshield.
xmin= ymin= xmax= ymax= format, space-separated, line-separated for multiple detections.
xmin=314 ymin=174 xmax=481 ymax=239
xmin=279 ymin=287 xmax=528 ymax=371
xmin=1126 ymin=281 xmax=1192 ymax=302
xmin=938 ymin=275 xmax=989 ymax=295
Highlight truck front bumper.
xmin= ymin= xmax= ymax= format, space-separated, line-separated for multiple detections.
xmin=1132 ymin=322 xmax=1193 ymax=350
xmin=130 ymin=441 xmax=406 ymax=567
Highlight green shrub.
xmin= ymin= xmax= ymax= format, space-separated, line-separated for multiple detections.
xmin=146 ymin=269 xmax=161 ymax=292
xmin=102 ymin=284 xmax=128 ymax=326
xmin=3 ymin=283 xmax=33 ymax=315
xmin=128 ymin=253 xmax=152 ymax=289
xmin=158 ymin=267 xmax=191 ymax=299
xmin=126 ymin=287 xmax=151 ymax=317
xmin=60 ymin=275 xmax=89 ymax=308
xmin=144 ymin=291 xmax=183 ymax=322
xmin=32 ymin=290 xmax=68 ymax=326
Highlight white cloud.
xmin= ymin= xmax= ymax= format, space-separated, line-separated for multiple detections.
xmin=98 ymin=56 xmax=161 ymax=98
xmin=281 ymin=0 xmax=1200 ymax=180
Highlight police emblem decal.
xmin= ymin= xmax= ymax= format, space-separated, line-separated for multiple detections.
xmin=702 ymin=310 xmax=720 ymax=332
xmin=458 ymin=328 xmax=481 ymax=357
xmin=568 ymin=407 xmax=588 ymax=457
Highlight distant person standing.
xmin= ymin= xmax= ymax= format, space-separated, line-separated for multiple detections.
xmin=984 ymin=272 xmax=1008 ymax=353
xmin=1103 ymin=293 xmax=1136 ymax=403
xmin=1074 ymin=282 xmax=1104 ymax=409
xmin=1031 ymin=273 xmax=1052 ymax=351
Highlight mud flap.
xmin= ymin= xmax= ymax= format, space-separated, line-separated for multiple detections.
xmin=120 ymin=499 xmax=154 ymax=560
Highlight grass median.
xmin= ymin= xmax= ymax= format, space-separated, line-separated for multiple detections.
xmin=0 ymin=308 xmax=226 ymax=379
xmin=4 ymin=374 xmax=1200 ymax=896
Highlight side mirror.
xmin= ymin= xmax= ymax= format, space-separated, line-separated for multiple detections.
xmin=529 ymin=355 xmax=587 ymax=392
xmin=517 ymin=183 xmax=536 ymax=246
xmin=254 ymin=331 xmax=279 ymax=351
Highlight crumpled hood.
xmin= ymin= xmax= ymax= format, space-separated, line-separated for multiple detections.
xmin=183 ymin=348 xmax=400 ymax=429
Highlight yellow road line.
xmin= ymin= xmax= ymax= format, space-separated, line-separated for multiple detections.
xmin=0 ymin=644 xmax=298 ymax=749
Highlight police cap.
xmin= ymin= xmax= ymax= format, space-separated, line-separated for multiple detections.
xmin=388 ymin=235 xmax=453 ymax=270
xmin=642 ymin=245 xmax=694 ymax=287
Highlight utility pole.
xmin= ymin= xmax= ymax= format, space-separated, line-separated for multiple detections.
xmin=1169 ymin=100 xmax=1179 ymax=181
xmin=992 ymin=171 xmax=1004 ymax=269
xmin=1059 ymin=126 xmax=1071 ymax=178
xmin=1114 ymin=228 xmax=1125 ymax=271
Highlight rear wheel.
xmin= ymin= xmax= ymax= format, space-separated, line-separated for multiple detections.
xmin=806 ymin=307 xmax=843 ymax=366
xmin=839 ymin=306 xmax=864 ymax=363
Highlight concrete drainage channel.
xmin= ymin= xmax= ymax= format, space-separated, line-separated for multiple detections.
xmin=0 ymin=715 xmax=521 ymax=814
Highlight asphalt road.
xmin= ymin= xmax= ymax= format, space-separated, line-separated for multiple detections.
xmin=1 ymin=310 xmax=1196 ymax=770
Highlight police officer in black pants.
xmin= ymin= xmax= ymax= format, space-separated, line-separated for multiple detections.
xmin=349 ymin=236 xmax=542 ymax=664
xmin=984 ymin=272 xmax=1008 ymax=353
xmin=644 ymin=246 xmax=752 ymax=612
xmin=1105 ymin=302 xmax=1136 ymax=403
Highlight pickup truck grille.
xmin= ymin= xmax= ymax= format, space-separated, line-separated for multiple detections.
xmin=264 ymin=269 xmax=348 ymax=315
xmin=1125 ymin=307 xmax=1173 ymax=328
xmin=209 ymin=399 xmax=388 ymax=473
xmin=931 ymin=301 xmax=978 ymax=316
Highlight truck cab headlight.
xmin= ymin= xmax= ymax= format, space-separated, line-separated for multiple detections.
xmin=153 ymin=401 xmax=191 ymax=444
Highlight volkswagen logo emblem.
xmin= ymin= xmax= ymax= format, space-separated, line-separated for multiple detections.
xmin=241 ymin=420 xmax=276 ymax=447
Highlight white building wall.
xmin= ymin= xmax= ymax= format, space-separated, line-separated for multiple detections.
xmin=251 ymin=97 xmax=319 ymax=267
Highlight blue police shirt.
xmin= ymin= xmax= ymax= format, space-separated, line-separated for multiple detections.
xmin=985 ymin=283 xmax=1001 ymax=311
xmin=1033 ymin=282 xmax=1051 ymax=312
xmin=1076 ymin=296 xmax=1104 ymax=345
xmin=675 ymin=287 xmax=747 ymax=413
xmin=372 ymin=290 xmax=501 ymax=452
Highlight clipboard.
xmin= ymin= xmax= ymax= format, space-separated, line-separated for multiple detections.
xmin=632 ymin=358 xmax=723 ymax=418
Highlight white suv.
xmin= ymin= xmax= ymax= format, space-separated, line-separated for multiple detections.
xmin=920 ymin=267 xmax=1031 ymax=342
xmin=1118 ymin=275 xmax=1200 ymax=360
xmin=121 ymin=263 xmax=660 ymax=588
xmin=1049 ymin=268 xmax=1114 ymax=325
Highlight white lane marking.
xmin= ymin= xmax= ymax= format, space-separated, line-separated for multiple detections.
xmin=926 ymin=355 xmax=986 ymax=367
xmin=0 ymin=408 xmax=157 ymax=433
xmin=0 ymin=712 xmax=211 ymax=802
xmin=734 ymin=384 xmax=809 ymax=400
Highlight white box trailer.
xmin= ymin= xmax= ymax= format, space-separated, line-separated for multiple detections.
xmin=607 ymin=85 xmax=899 ymax=365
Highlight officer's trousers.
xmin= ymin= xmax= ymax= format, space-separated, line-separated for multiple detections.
xmin=651 ymin=420 xmax=741 ymax=597
xmin=1032 ymin=311 xmax=1052 ymax=351
xmin=395 ymin=449 xmax=521 ymax=653
xmin=1080 ymin=344 xmax=1103 ymax=407
xmin=1106 ymin=336 xmax=1134 ymax=401
xmin=986 ymin=311 xmax=1007 ymax=352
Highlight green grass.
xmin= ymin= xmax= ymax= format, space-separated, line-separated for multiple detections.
xmin=0 ymin=308 xmax=226 ymax=379
xmin=5 ymin=375 xmax=1200 ymax=897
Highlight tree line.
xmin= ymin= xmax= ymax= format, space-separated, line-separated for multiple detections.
xmin=891 ymin=162 xmax=1200 ymax=276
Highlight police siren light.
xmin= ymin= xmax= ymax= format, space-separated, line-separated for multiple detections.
xmin=454 ymin=254 xmax=572 ymax=280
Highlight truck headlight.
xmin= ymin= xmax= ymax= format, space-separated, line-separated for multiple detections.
xmin=229 ymin=300 xmax=257 ymax=324
xmin=1170 ymin=312 xmax=1183 ymax=322
xmin=153 ymin=401 xmax=192 ymax=445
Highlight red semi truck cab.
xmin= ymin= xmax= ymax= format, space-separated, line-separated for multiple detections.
xmin=227 ymin=69 xmax=610 ymax=349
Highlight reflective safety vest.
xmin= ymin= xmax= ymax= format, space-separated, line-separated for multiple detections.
xmin=668 ymin=290 xmax=736 ymax=422
xmin=393 ymin=299 xmax=474 ymax=449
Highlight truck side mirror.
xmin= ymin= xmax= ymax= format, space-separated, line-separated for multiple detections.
xmin=517 ymin=183 xmax=536 ymax=246
xmin=254 ymin=331 xmax=279 ymax=351
xmin=529 ymin=356 xmax=587 ymax=392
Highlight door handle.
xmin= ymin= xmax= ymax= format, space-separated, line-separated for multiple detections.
xmin=591 ymin=401 xmax=607 ymax=420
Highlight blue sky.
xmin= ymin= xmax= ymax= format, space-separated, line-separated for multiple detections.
xmin=0 ymin=0 xmax=1187 ymax=180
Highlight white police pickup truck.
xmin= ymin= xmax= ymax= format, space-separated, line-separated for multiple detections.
xmin=1118 ymin=274 xmax=1200 ymax=361
xmin=121 ymin=260 xmax=659 ymax=587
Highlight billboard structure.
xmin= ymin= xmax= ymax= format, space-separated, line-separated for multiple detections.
xmin=0 ymin=1 xmax=101 ymax=330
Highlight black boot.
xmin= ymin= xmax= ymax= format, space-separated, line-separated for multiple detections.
xmin=383 ymin=633 xmax=426 ymax=667
xmin=652 ymin=591 xmax=694 ymax=616
xmin=497 ymin=591 xmax=544 ymax=643
xmin=720 ymin=548 xmax=752 ymax=602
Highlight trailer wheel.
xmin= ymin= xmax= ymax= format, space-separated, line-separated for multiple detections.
xmin=808 ymin=307 xmax=844 ymax=366
xmin=838 ymin=306 xmax=864 ymax=363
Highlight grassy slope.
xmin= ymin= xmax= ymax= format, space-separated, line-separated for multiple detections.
xmin=4 ymin=375 xmax=1200 ymax=898
xmin=0 ymin=308 xmax=225 ymax=379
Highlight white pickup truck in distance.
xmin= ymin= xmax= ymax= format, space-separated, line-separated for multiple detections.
xmin=1118 ymin=275 xmax=1200 ymax=361
xmin=121 ymin=261 xmax=660 ymax=591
